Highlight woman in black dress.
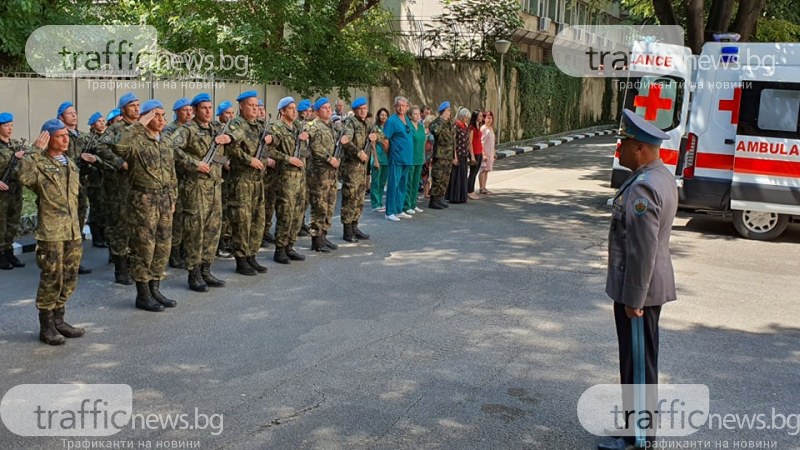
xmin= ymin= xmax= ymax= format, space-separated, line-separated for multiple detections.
xmin=447 ymin=108 xmax=474 ymax=204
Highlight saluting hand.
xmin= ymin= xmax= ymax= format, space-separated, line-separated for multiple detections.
xmin=197 ymin=162 xmax=211 ymax=174
xmin=625 ymin=306 xmax=644 ymax=318
xmin=215 ymin=134 xmax=231 ymax=145
xmin=139 ymin=110 xmax=156 ymax=126
xmin=34 ymin=131 xmax=49 ymax=150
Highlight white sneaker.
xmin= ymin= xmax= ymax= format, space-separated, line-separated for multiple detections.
xmin=405 ymin=209 xmax=416 ymax=215
xmin=385 ymin=214 xmax=400 ymax=222
xmin=373 ymin=206 xmax=386 ymax=212
xmin=414 ymin=207 xmax=424 ymax=213
xmin=397 ymin=212 xmax=412 ymax=219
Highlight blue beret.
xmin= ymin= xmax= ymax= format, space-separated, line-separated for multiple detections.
xmin=41 ymin=119 xmax=66 ymax=135
xmin=106 ymin=109 xmax=121 ymax=122
xmin=351 ymin=97 xmax=368 ymax=109
xmin=618 ymin=109 xmax=670 ymax=146
xmin=87 ymin=112 xmax=103 ymax=126
xmin=140 ymin=99 xmax=164 ymax=116
xmin=118 ymin=92 xmax=138 ymax=109
xmin=258 ymin=99 xmax=264 ymax=107
xmin=236 ymin=90 xmax=258 ymax=102
xmin=313 ymin=97 xmax=330 ymax=111
xmin=216 ymin=101 xmax=233 ymax=117
xmin=189 ymin=94 xmax=210 ymax=107
xmin=297 ymin=99 xmax=311 ymax=113
xmin=172 ymin=98 xmax=190 ymax=110
xmin=438 ymin=101 xmax=450 ymax=113
xmin=277 ymin=96 xmax=296 ymax=111
xmin=57 ymin=101 xmax=74 ymax=118
xmin=0 ymin=112 xmax=12 ymax=124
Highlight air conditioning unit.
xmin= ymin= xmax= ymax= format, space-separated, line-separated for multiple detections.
xmin=557 ymin=22 xmax=567 ymax=34
xmin=539 ymin=17 xmax=552 ymax=32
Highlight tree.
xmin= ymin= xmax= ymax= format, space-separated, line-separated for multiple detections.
xmin=423 ymin=0 xmax=523 ymax=61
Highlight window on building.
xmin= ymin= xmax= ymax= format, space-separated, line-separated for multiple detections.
xmin=548 ymin=0 xmax=560 ymax=21
xmin=564 ymin=0 xmax=573 ymax=24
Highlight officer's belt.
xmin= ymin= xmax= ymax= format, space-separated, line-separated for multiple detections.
xmin=131 ymin=185 xmax=171 ymax=195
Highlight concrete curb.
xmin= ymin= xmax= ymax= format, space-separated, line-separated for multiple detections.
xmin=496 ymin=127 xmax=615 ymax=160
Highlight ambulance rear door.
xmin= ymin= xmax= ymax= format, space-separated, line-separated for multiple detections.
xmin=611 ymin=42 xmax=692 ymax=188
xmin=730 ymin=67 xmax=800 ymax=240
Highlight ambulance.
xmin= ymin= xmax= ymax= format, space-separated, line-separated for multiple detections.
xmin=612 ymin=39 xmax=800 ymax=240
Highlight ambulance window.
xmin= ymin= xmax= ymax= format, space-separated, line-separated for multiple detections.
xmin=624 ymin=76 xmax=683 ymax=132
xmin=757 ymin=89 xmax=800 ymax=133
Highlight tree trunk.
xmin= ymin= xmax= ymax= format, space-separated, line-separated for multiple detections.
xmin=652 ymin=0 xmax=678 ymax=25
xmin=706 ymin=0 xmax=736 ymax=34
xmin=685 ymin=0 xmax=705 ymax=54
xmin=731 ymin=0 xmax=768 ymax=41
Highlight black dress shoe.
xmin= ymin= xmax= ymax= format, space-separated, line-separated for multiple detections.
xmin=6 ymin=250 xmax=25 ymax=268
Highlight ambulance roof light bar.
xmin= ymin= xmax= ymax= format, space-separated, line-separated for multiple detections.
xmin=713 ymin=33 xmax=741 ymax=42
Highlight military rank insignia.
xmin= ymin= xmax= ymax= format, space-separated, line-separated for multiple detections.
xmin=633 ymin=197 xmax=649 ymax=216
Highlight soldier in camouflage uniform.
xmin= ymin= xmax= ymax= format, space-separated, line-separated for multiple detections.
xmin=261 ymin=100 xmax=282 ymax=247
xmin=224 ymin=91 xmax=273 ymax=276
xmin=295 ymin=100 xmax=313 ymax=238
xmin=163 ymin=98 xmax=193 ymax=270
xmin=340 ymin=98 xmax=378 ymax=242
xmin=83 ymin=112 xmax=115 ymax=250
xmin=305 ymin=98 xmax=342 ymax=253
xmin=268 ymin=97 xmax=310 ymax=264
xmin=0 ymin=113 xmax=26 ymax=270
xmin=18 ymin=120 xmax=85 ymax=345
xmin=428 ymin=102 xmax=455 ymax=210
xmin=216 ymin=101 xmax=236 ymax=257
xmin=114 ymin=100 xmax=178 ymax=312
xmin=94 ymin=93 xmax=139 ymax=285
xmin=171 ymin=93 xmax=230 ymax=292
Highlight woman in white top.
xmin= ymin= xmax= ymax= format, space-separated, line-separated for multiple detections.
xmin=479 ymin=111 xmax=496 ymax=194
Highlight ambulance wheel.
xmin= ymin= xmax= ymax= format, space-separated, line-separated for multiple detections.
xmin=732 ymin=210 xmax=788 ymax=241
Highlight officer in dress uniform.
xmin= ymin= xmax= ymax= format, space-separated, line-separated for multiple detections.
xmin=599 ymin=109 xmax=677 ymax=450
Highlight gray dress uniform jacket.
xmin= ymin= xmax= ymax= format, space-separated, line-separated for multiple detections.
xmin=606 ymin=159 xmax=678 ymax=309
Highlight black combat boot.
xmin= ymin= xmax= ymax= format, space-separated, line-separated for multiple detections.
xmin=429 ymin=197 xmax=444 ymax=210
xmin=168 ymin=246 xmax=186 ymax=269
xmin=200 ymin=263 xmax=226 ymax=287
xmin=286 ymin=246 xmax=306 ymax=261
xmin=235 ymin=257 xmax=257 ymax=276
xmin=78 ymin=264 xmax=92 ymax=275
xmin=53 ymin=307 xmax=85 ymax=338
xmin=246 ymin=255 xmax=268 ymax=273
xmin=113 ymin=255 xmax=133 ymax=285
xmin=343 ymin=224 xmax=358 ymax=243
xmin=6 ymin=249 xmax=25 ymax=268
xmin=188 ymin=267 xmax=209 ymax=291
xmin=311 ymin=236 xmax=330 ymax=253
xmin=38 ymin=310 xmax=66 ymax=345
xmin=298 ymin=223 xmax=310 ymax=237
xmin=90 ymin=225 xmax=107 ymax=248
xmin=149 ymin=280 xmax=177 ymax=308
xmin=0 ymin=251 xmax=13 ymax=270
xmin=263 ymin=232 xmax=275 ymax=244
xmin=322 ymin=232 xmax=338 ymax=250
xmin=135 ymin=281 xmax=165 ymax=312
xmin=273 ymin=247 xmax=290 ymax=264
xmin=353 ymin=222 xmax=370 ymax=240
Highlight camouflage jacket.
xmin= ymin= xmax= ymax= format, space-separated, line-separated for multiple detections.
xmin=225 ymin=116 xmax=267 ymax=175
xmin=114 ymin=122 xmax=177 ymax=196
xmin=342 ymin=116 xmax=380 ymax=164
xmin=162 ymin=120 xmax=188 ymax=139
xmin=18 ymin=150 xmax=82 ymax=242
xmin=95 ymin=119 xmax=134 ymax=171
xmin=429 ymin=116 xmax=455 ymax=160
xmin=267 ymin=120 xmax=308 ymax=174
xmin=69 ymin=129 xmax=116 ymax=188
xmin=305 ymin=118 xmax=338 ymax=173
xmin=171 ymin=119 xmax=224 ymax=182
xmin=0 ymin=138 xmax=28 ymax=186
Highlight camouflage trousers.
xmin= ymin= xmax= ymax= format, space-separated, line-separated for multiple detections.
xmin=172 ymin=178 xmax=184 ymax=249
xmin=430 ymin=157 xmax=452 ymax=199
xmin=0 ymin=185 xmax=22 ymax=252
xmin=78 ymin=186 xmax=88 ymax=237
xmin=263 ymin=168 xmax=278 ymax=237
xmin=35 ymin=239 xmax=82 ymax=311
xmin=104 ymin=172 xmax=131 ymax=257
xmin=86 ymin=184 xmax=106 ymax=232
xmin=181 ymin=178 xmax=222 ymax=270
xmin=128 ymin=190 xmax=173 ymax=283
xmin=275 ymin=170 xmax=305 ymax=248
xmin=219 ymin=171 xmax=233 ymax=249
xmin=308 ymin=167 xmax=337 ymax=237
xmin=228 ymin=173 xmax=265 ymax=258
xmin=340 ymin=161 xmax=368 ymax=224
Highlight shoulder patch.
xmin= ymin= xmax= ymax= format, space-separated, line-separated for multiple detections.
xmin=632 ymin=197 xmax=649 ymax=216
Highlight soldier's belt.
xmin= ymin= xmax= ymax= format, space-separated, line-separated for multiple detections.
xmin=131 ymin=185 xmax=172 ymax=195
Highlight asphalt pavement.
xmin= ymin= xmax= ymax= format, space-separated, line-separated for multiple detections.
xmin=1 ymin=134 xmax=798 ymax=450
